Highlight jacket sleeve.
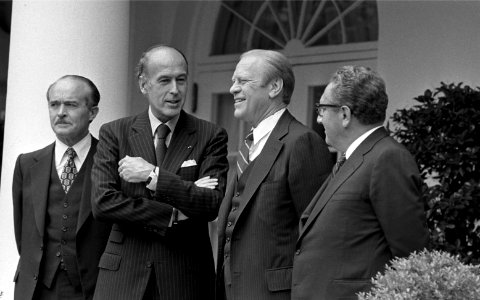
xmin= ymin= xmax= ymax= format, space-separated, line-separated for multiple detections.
xmin=91 ymin=123 xmax=174 ymax=236
xmin=370 ymin=146 xmax=429 ymax=257
xmin=154 ymin=126 xmax=229 ymax=221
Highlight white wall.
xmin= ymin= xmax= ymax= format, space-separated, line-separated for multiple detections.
xmin=377 ymin=0 xmax=480 ymax=121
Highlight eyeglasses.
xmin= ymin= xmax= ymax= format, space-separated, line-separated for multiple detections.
xmin=315 ymin=103 xmax=342 ymax=115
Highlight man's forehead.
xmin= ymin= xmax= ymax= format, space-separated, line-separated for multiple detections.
xmin=49 ymin=78 xmax=89 ymax=100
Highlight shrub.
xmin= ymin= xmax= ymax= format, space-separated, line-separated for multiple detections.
xmin=358 ymin=250 xmax=480 ymax=300
xmin=391 ymin=82 xmax=480 ymax=264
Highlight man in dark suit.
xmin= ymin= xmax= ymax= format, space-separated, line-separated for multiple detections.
xmin=216 ymin=49 xmax=332 ymax=300
xmin=292 ymin=66 xmax=429 ymax=300
xmin=91 ymin=45 xmax=229 ymax=300
xmin=12 ymin=75 xmax=111 ymax=300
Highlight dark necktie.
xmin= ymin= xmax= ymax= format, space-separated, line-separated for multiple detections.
xmin=332 ymin=152 xmax=346 ymax=178
xmin=60 ymin=147 xmax=78 ymax=193
xmin=237 ymin=130 xmax=254 ymax=176
xmin=155 ymin=124 xmax=171 ymax=165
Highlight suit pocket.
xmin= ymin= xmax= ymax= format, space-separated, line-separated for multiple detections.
xmin=98 ymin=253 xmax=122 ymax=271
xmin=265 ymin=266 xmax=292 ymax=292
xmin=328 ymin=279 xmax=371 ymax=299
xmin=178 ymin=165 xmax=198 ymax=181
xmin=109 ymin=229 xmax=124 ymax=244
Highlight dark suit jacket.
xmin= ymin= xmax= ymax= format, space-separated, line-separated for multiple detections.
xmin=216 ymin=110 xmax=333 ymax=300
xmin=292 ymin=127 xmax=429 ymax=300
xmin=91 ymin=110 xmax=229 ymax=300
xmin=12 ymin=137 xmax=112 ymax=300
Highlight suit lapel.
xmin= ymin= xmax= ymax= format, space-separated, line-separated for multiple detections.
xmin=129 ymin=111 xmax=156 ymax=165
xmin=163 ymin=111 xmax=196 ymax=173
xmin=234 ymin=111 xmax=293 ymax=224
xmin=76 ymin=137 xmax=97 ymax=234
xmin=298 ymin=127 xmax=389 ymax=242
xmin=30 ymin=143 xmax=55 ymax=238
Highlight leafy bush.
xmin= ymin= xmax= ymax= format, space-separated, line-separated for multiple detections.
xmin=358 ymin=250 xmax=480 ymax=300
xmin=391 ymin=82 xmax=480 ymax=264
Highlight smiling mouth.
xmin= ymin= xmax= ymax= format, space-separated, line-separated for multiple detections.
xmin=234 ymin=98 xmax=246 ymax=104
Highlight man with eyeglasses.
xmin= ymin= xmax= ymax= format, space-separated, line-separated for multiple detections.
xmin=292 ymin=66 xmax=428 ymax=300
xmin=216 ymin=49 xmax=332 ymax=300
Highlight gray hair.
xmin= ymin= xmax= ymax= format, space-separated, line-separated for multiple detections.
xmin=240 ymin=49 xmax=295 ymax=104
xmin=329 ymin=66 xmax=388 ymax=125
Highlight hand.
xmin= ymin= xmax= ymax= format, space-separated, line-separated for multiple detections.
xmin=194 ymin=176 xmax=218 ymax=189
xmin=118 ymin=155 xmax=155 ymax=183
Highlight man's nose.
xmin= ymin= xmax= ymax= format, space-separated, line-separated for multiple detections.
xmin=169 ymin=80 xmax=179 ymax=94
xmin=230 ymin=82 xmax=240 ymax=95
xmin=58 ymin=104 xmax=67 ymax=116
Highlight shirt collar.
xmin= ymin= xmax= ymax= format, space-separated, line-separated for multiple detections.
xmin=148 ymin=107 xmax=180 ymax=137
xmin=345 ymin=125 xmax=383 ymax=159
xmin=251 ymin=108 xmax=286 ymax=144
xmin=55 ymin=133 xmax=91 ymax=164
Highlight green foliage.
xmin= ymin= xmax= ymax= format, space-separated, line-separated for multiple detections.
xmin=358 ymin=250 xmax=480 ymax=300
xmin=391 ymin=82 xmax=480 ymax=264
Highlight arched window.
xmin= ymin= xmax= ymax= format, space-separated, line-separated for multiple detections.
xmin=211 ymin=0 xmax=378 ymax=55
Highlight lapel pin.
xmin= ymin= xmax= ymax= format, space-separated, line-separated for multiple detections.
xmin=187 ymin=145 xmax=192 ymax=149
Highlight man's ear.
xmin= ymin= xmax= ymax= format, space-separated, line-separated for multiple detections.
xmin=139 ymin=76 xmax=148 ymax=94
xmin=341 ymin=106 xmax=352 ymax=128
xmin=268 ymin=78 xmax=283 ymax=99
xmin=89 ymin=106 xmax=99 ymax=123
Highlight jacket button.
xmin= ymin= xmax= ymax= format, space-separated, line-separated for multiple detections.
xmin=295 ymin=249 xmax=301 ymax=255
xmin=56 ymin=251 xmax=61 ymax=257
xmin=33 ymin=275 xmax=38 ymax=280
xmin=231 ymin=207 xmax=237 ymax=212
xmin=226 ymin=237 xmax=230 ymax=242
xmin=227 ymin=222 xmax=232 ymax=227
xmin=235 ymin=192 xmax=240 ymax=197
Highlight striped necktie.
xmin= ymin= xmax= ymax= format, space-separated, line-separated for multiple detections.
xmin=60 ymin=147 xmax=78 ymax=193
xmin=236 ymin=130 xmax=254 ymax=176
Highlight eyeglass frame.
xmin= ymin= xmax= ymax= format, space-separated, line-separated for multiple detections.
xmin=315 ymin=103 xmax=343 ymax=116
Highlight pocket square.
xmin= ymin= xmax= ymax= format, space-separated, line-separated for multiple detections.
xmin=181 ymin=159 xmax=197 ymax=168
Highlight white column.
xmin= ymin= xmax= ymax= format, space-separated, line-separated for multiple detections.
xmin=0 ymin=1 xmax=131 ymax=297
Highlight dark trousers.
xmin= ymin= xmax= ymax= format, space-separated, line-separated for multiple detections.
xmin=33 ymin=269 xmax=84 ymax=300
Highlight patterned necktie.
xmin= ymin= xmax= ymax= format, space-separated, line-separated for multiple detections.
xmin=237 ymin=130 xmax=254 ymax=176
xmin=155 ymin=124 xmax=171 ymax=165
xmin=60 ymin=147 xmax=78 ymax=193
xmin=332 ymin=152 xmax=346 ymax=178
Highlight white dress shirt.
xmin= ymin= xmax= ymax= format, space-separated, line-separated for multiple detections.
xmin=345 ymin=125 xmax=383 ymax=159
xmin=55 ymin=133 xmax=92 ymax=178
xmin=249 ymin=108 xmax=286 ymax=161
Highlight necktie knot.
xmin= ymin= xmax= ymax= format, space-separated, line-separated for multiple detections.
xmin=237 ymin=130 xmax=254 ymax=177
xmin=65 ymin=147 xmax=76 ymax=159
xmin=245 ymin=130 xmax=254 ymax=148
xmin=156 ymin=124 xmax=171 ymax=140
xmin=332 ymin=153 xmax=346 ymax=177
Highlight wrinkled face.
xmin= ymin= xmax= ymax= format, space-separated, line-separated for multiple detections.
xmin=230 ymin=55 xmax=272 ymax=126
xmin=317 ymin=83 xmax=342 ymax=148
xmin=48 ymin=78 xmax=98 ymax=146
xmin=140 ymin=48 xmax=187 ymax=123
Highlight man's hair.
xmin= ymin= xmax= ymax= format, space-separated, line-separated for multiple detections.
xmin=240 ymin=49 xmax=295 ymax=104
xmin=329 ymin=66 xmax=388 ymax=125
xmin=135 ymin=44 xmax=189 ymax=80
xmin=46 ymin=75 xmax=100 ymax=107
